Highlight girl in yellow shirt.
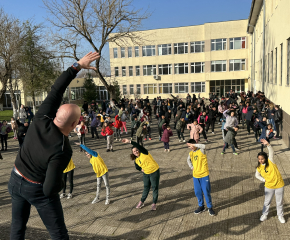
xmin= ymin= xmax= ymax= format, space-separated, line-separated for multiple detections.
xmin=255 ymin=139 xmax=285 ymax=224
xmin=122 ymin=138 xmax=160 ymax=211
xmin=60 ymin=159 xmax=75 ymax=199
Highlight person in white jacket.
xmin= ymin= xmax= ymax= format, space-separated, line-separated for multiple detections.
xmin=19 ymin=105 xmax=27 ymax=124
xmin=74 ymin=121 xmax=88 ymax=152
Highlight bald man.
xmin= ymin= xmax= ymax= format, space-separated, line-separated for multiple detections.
xmin=8 ymin=52 xmax=100 ymax=240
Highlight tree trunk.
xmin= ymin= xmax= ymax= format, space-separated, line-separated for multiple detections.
xmin=32 ymin=91 xmax=36 ymax=115
xmin=107 ymin=85 xmax=116 ymax=101
xmin=7 ymin=78 xmax=18 ymax=118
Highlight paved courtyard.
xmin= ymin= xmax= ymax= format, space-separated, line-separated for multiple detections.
xmin=0 ymin=118 xmax=290 ymax=240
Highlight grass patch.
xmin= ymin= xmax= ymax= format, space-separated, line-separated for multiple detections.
xmin=0 ymin=110 xmax=13 ymax=121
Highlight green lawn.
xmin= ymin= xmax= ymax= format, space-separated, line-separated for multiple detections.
xmin=0 ymin=110 xmax=13 ymax=121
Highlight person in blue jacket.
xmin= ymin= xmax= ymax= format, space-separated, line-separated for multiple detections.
xmin=257 ymin=119 xmax=276 ymax=152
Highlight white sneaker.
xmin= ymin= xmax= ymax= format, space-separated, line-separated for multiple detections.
xmin=179 ymin=139 xmax=182 ymax=142
xmin=60 ymin=193 xmax=66 ymax=199
xmin=212 ymin=132 xmax=214 ymax=134
xmin=164 ymin=149 xmax=167 ymax=152
xmin=278 ymin=216 xmax=286 ymax=224
xmin=115 ymin=138 xmax=118 ymax=141
xmin=119 ymin=139 xmax=121 ymax=141
xmin=125 ymin=132 xmax=128 ymax=134
xmin=260 ymin=214 xmax=267 ymax=222
xmin=168 ymin=149 xmax=170 ymax=152
xmin=183 ymin=140 xmax=186 ymax=142
xmin=67 ymin=193 xmax=72 ymax=199
xmin=105 ymin=199 xmax=110 ymax=205
xmin=92 ymin=197 xmax=100 ymax=204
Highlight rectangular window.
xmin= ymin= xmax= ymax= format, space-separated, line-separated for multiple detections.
xmin=70 ymin=87 xmax=85 ymax=100
xmin=159 ymin=83 xmax=172 ymax=94
xmin=275 ymin=48 xmax=277 ymax=84
xmin=281 ymin=43 xmax=283 ymax=85
xmin=174 ymin=63 xmax=188 ymax=74
xmin=229 ymin=59 xmax=246 ymax=71
xmin=174 ymin=43 xmax=188 ymax=54
xmin=158 ymin=44 xmax=171 ymax=55
xmin=113 ymin=48 xmax=118 ymax=58
xmin=211 ymin=38 xmax=227 ymax=51
xmin=158 ymin=64 xmax=172 ymax=75
xmin=287 ymin=39 xmax=290 ymax=85
xmin=136 ymin=66 xmax=140 ymax=76
xmin=128 ymin=47 xmax=132 ymax=58
xmin=175 ymin=83 xmax=188 ymax=93
xmin=190 ymin=41 xmax=205 ymax=53
xmin=129 ymin=66 xmax=133 ymax=76
xmin=191 ymin=62 xmax=205 ymax=73
xmin=122 ymin=85 xmax=127 ymax=95
xmin=130 ymin=84 xmax=134 ymax=94
xmin=191 ymin=82 xmax=206 ymax=93
xmin=142 ymin=45 xmax=155 ymax=57
xmin=229 ymin=37 xmax=246 ymax=50
xmin=136 ymin=84 xmax=141 ymax=94
xmin=121 ymin=47 xmax=125 ymax=58
xmin=144 ymin=84 xmax=157 ymax=94
xmin=211 ymin=60 xmax=227 ymax=72
xmin=135 ymin=46 xmax=139 ymax=57
xmin=114 ymin=67 xmax=119 ymax=77
xmin=122 ymin=66 xmax=126 ymax=77
xmin=143 ymin=65 xmax=156 ymax=76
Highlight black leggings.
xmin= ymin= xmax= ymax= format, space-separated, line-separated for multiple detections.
xmin=200 ymin=124 xmax=207 ymax=140
xmin=63 ymin=169 xmax=74 ymax=194
xmin=246 ymin=120 xmax=255 ymax=134
xmin=1 ymin=134 xmax=8 ymax=150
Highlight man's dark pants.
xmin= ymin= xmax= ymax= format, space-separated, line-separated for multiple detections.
xmin=8 ymin=170 xmax=69 ymax=240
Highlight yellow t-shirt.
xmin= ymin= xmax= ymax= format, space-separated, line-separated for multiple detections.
xmin=97 ymin=114 xmax=105 ymax=123
xmin=190 ymin=150 xmax=209 ymax=178
xmin=257 ymin=160 xmax=284 ymax=189
xmin=135 ymin=153 xmax=159 ymax=175
xmin=90 ymin=155 xmax=108 ymax=178
xmin=63 ymin=159 xmax=75 ymax=173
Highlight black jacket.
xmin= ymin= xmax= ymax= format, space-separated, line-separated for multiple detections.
xmin=16 ymin=120 xmax=29 ymax=138
xmin=14 ymin=67 xmax=77 ymax=197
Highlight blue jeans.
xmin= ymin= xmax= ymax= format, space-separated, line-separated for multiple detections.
xmin=193 ymin=175 xmax=213 ymax=208
xmin=222 ymin=142 xmax=235 ymax=152
xmin=268 ymin=118 xmax=276 ymax=131
xmin=8 ymin=170 xmax=69 ymax=240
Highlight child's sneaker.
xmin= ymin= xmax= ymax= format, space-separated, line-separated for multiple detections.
xmin=278 ymin=216 xmax=286 ymax=224
xmin=149 ymin=138 xmax=152 ymax=140
xmin=106 ymin=149 xmax=110 ymax=152
xmin=130 ymin=137 xmax=133 ymax=140
xmin=60 ymin=193 xmax=66 ymax=199
xmin=221 ymin=152 xmax=225 ymax=155
xmin=151 ymin=204 xmax=157 ymax=211
xmin=92 ymin=197 xmax=100 ymax=204
xmin=105 ymin=199 xmax=110 ymax=205
xmin=179 ymin=139 xmax=182 ymax=142
xmin=212 ymin=132 xmax=215 ymax=134
xmin=208 ymin=208 xmax=215 ymax=216
xmin=168 ymin=149 xmax=170 ymax=152
xmin=144 ymin=138 xmax=147 ymax=141
xmin=260 ymin=214 xmax=267 ymax=222
xmin=183 ymin=140 xmax=186 ymax=142
xmin=233 ymin=152 xmax=238 ymax=155
xmin=67 ymin=193 xmax=72 ymax=199
xmin=136 ymin=201 xmax=144 ymax=209
xmin=111 ymin=149 xmax=114 ymax=152
xmin=205 ymin=140 xmax=208 ymax=143
xmin=194 ymin=206 xmax=205 ymax=214
xmin=164 ymin=149 xmax=167 ymax=152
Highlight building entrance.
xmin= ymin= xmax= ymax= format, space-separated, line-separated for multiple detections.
xmin=210 ymin=79 xmax=245 ymax=97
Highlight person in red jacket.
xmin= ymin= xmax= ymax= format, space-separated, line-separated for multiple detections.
xmin=113 ymin=115 xmax=122 ymax=141
xmin=161 ymin=124 xmax=173 ymax=152
xmin=101 ymin=122 xmax=114 ymax=152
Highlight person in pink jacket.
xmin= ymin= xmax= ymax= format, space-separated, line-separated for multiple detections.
xmin=74 ymin=121 xmax=88 ymax=152
xmin=187 ymin=120 xmax=203 ymax=143
xmin=161 ymin=124 xmax=173 ymax=152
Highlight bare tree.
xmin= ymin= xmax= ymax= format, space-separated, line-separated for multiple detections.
xmin=43 ymin=0 xmax=149 ymax=100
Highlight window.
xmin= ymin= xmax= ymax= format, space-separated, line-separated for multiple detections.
xmin=114 ymin=67 xmax=119 ymax=77
xmin=143 ymin=65 xmax=156 ymax=76
xmin=158 ymin=44 xmax=171 ymax=55
xmin=191 ymin=62 xmax=205 ymax=73
xmin=159 ymin=83 xmax=172 ymax=94
xmin=129 ymin=66 xmax=133 ymax=76
xmin=121 ymin=47 xmax=125 ymax=58
xmin=113 ymin=48 xmax=118 ymax=58
xmin=174 ymin=43 xmax=188 ymax=54
xmin=158 ymin=64 xmax=172 ymax=75
xmin=130 ymin=85 xmax=134 ymax=94
xmin=175 ymin=83 xmax=188 ymax=93
xmin=122 ymin=66 xmax=126 ymax=77
xmin=287 ymin=38 xmax=290 ymax=85
xmin=136 ymin=66 xmax=140 ymax=76
xmin=229 ymin=59 xmax=245 ymax=71
xmin=229 ymin=37 xmax=246 ymax=50
xmin=211 ymin=38 xmax=227 ymax=51
xmin=142 ymin=45 xmax=155 ymax=56
xmin=144 ymin=84 xmax=157 ymax=94
xmin=191 ymin=82 xmax=205 ymax=93
xmin=70 ymin=87 xmax=85 ymax=100
xmin=211 ymin=60 xmax=227 ymax=72
xmin=275 ymin=48 xmax=277 ymax=84
xmin=136 ymin=84 xmax=141 ymax=94
xmin=190 ymin=41 xmax=205 ymax=53
xmin=128 ymin=47 xmax=132 ymax=58
xmin=174 ymin=63 xmax=188 ymax=74
xmin=281 ymin=43 xmax=283 ymax=85
xmin=135 ymin=46 xmax=139 ymax=57
xmin=122 ymin=85 xmax=127 ymax=95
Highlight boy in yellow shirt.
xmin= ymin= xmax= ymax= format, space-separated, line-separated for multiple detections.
xmin=187 ymin=139 xmax=215 ymax=216
xmin=60 ymin=159 xmax=75 ymax=199
xmin=76 ymin=143 xmax=110 ymax=205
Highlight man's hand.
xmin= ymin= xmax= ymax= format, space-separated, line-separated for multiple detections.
xmin=260 ymin=139 xmax=269 ymax=146
xmin=77 ymin=52 xmax=100 ymax=70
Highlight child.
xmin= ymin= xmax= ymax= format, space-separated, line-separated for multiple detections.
xmin=76 ymin=143 xmax=110 ymax=205
xmin=220 ymin=114 xmax=226 ymax=140
xmin=0 ymin=120 xmax=11 ymax=151
xmin=143 ymin=113 xmax=152 ymax=141
xmin=120 ymin=111 xmax=129 ymax=134
xmin=60 ymin=159 xmax=75 ymax=199
xmin=257 ymin=119 xmax=276 ymax=152
xmin=91 ymin=113 xmax=101 ymax=139
xmin=101 ymin=122 xmax=114 ymax=152
xmin=135 ymin=121 xmax=147 ymax=147
xmin=84 ymin=113 xmax=90 ymax=133
xmin=74 ymin=121 xmax=88 ymax=152
xmin=113 ymin=115 xmax=122 ymax=141
xmin=161 ymin=124 xmax=173 ymax=152
xmin=130 ymin=115 xmax=140 ymax=140
xmin=187 ymin=120 xmax=203 ymax=143
xmin=221 ymin=126 xmax=239 ymax=155
xmin=11 ymin=117 xmax=18 ymax=140
xmin=186 ymin=139 xmax=215 ymax=216
xmin=197 ymin=112 xmax=208 ymax=143
xmin=176 ymin=117 xmax=186 ymax=142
